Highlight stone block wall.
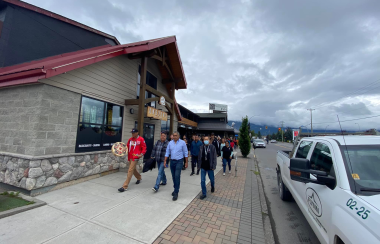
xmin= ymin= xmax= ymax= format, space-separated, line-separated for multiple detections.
xmin=0 ymin=84 xmax=81 ymax=156
xmin=0 ymin=151 xmax=128 ymax=191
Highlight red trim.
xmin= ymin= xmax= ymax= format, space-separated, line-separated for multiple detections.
xmin=3 ymin=0 xmax=120 ymax=45
xmin=0 ymin=74 xmax=44 ymax=88
xmin=0 ymin=69 xmax=45 ymax=82
xmin=174 ymin=41 xmax=187 ymax=89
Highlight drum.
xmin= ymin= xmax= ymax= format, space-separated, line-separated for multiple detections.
xmin=111 ymin=142 xmax=128 ymax=157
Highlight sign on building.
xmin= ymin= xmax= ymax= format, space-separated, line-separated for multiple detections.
xmin=147 ymin=106 xmax=168 ymax=121
xmin=209 ymin=103 xmax=228 ymax=112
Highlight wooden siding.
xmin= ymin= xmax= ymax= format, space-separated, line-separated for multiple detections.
xmin=40 ymin=54 xmax=177 ymax=145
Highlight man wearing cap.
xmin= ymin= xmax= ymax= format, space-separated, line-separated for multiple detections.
xmin=118 ymin=128 xmax=147 ymax=192
xmin=164 ymin=131 xmax=188 ymax=201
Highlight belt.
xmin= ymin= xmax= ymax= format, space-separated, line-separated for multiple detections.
xmin=171 ymin=158 xmax=184 ymax=161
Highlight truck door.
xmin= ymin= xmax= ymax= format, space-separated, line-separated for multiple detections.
xmin=303 ymin=141 xmax=337 ymax=243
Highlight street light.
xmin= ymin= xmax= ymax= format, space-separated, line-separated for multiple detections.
xmin=355 ymin=123 xmax=361 ymax=132
xmin=325 ymin=125 xmax=329 ymax=133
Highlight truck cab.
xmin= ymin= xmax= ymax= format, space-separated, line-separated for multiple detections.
xmin=276 ymin=136 xmax=380 ymax=244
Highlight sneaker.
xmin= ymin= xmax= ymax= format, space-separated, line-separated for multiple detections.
xmin=223 ymin=173 xmax=225 ymax=176
xmin=190 ymin=172 xmax=195 ymax=176
xmin=229 ymin=171 xmax=231 ymax=174
xmin=173 ymin=194 xmax=178 ymax=201
xmin=200 ymin=195 xmax=207 ymax=200
xmin=118 ymin=187 xmax=126 ymax=192
xmin=211 ymin=187 xmax=215 ymax=193
xmin=160 ymin=182 xmax=167 ymax=186
xmin=136 ymin=179 xmax=141 ymax=184
xmin=152 ymin=187 xmax=157 ymax=192
xmin=196 ymin=172 xmax=199 ymax=175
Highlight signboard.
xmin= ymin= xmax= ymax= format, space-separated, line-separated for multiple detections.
xmin=159 ymin=96 xmax=165 ymax=106
xmin=209 ymin=103 xmax=228 ymax=112
xmin=293 ymin=129 xmax=299 ymax=141
xmin=147 ymin=106 xmax=168 ymax=121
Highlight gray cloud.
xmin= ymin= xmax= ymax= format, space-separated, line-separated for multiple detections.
xmin=25 ymin=0 xmax=380 ymax=130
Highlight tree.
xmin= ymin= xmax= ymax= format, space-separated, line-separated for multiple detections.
xmin=251 ymin=130 xmax=256 ymax=138
xmin=272 ymin=133 xmax=276 ymax=140
xmin=276 ymin=131 xmax=282 ymax=141
xmin=239 ymin=116 xmax=251 ymax=157
xmin=284 ymin=127 xmax=293 ymax=142
xmin=267 ymin=134 xmax=271 ymax=140
xmin=257 ymin=130 xmax=262 ymax=139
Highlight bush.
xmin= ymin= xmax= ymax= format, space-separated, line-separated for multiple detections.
xmin=239 ymin=116 xmax=251 ymax=157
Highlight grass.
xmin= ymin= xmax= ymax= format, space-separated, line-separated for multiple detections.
xmin=251 ymin=169 xmax=260 ymax=175
xmin=0 ymin=191 xmax=35 ymax=212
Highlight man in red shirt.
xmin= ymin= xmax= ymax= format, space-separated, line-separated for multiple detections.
xmin=118 ymin=128 xmax=147 ymax=192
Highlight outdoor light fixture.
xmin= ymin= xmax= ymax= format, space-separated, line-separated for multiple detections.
xmin=130 ymin=108 xmax=134 ymax=114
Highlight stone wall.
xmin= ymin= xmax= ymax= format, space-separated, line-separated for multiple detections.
xmin=0 ymin=151 xmax=128 ymax=191
xmin=0 ymin=83 xmax=81 ymax=156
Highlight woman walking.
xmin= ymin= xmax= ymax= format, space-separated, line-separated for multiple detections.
xmin=221 ymin=141 xmax=233 ymax=176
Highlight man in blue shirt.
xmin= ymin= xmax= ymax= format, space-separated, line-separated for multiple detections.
xmin=190 ymin=135 xmax=203 ymax=176
xmin=164 ymin=131 xmax=188 ymax=201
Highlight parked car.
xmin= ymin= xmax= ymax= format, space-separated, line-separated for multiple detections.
xmin=270 ymin=139 xmax=277 ymax=143
xmin=276 ymin=136 xmax=380 ymax=244
xmin=253 ymin=139 xmax=266 ymax=149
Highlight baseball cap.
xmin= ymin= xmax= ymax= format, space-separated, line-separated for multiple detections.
xmin=131 ymin=128 xmax=139 ymax=133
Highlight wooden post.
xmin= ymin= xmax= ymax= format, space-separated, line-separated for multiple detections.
xmin=169 ymin=82 xmax=175 ymax=136
xmin=137 ymin=57 xmax=148 ymax=134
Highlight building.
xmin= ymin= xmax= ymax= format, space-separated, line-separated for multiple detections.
xmin=196 ymin=113 xmax=235 ymax=138
xmin=0 ymin=0 xmax=187 ymax=195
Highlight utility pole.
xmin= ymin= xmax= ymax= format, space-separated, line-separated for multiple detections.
xmin=307 ymin=109 xmax=315 ymax=136
xmin=280 ymin=121 xmax=284 ymax=142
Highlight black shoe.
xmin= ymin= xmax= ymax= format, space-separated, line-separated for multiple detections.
xmin=172 ymin=191 xmax=174 ymax=196
xmin=160 ymin=182 xmax=167 ymax=186
xmin=196 ymin=172 xmax=199 ymax=175
xmin=190 ymin=172 xmax=194 ymax=176
xmin=173 ymin=194 xmax=178 ymax=201
xmin=136 ymin=179 xmax=141 ymax=184
xmin=118 ymin=187 xmax=125 ymax=192
xmin=211 ymin=187 xmax=215 ymax=193
xmin=200 ymin=195 xmax=207 ymax=200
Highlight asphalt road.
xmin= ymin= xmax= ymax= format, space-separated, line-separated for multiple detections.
xmin=253 ymin=142 xmax=320 ymax=244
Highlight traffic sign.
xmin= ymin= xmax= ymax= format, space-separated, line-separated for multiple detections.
xmin=278 ymin=128 xmax=281 ymax=131
xmin=265 ymin=126 xmax=268 ymax=129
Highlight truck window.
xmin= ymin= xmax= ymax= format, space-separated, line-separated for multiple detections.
xmin=310 ymin=143 xmax=333 ymax=174
xmin=295 ymin=141 xmax=313 ymax=159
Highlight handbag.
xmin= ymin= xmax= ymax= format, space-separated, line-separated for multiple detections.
xmin=136 ymin=157 xmax=144 ymax=174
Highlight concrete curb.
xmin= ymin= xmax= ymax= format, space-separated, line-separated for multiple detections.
xmin=252 ymin=150 xmax=276 ymax=244
xmin=0 ymin=192 xmax=46 ymax=219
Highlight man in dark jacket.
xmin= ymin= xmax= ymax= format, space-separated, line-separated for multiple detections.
xmin=190 ymin=135 xmax=203 ymax=176
xmin=197 ymin=136 xmax=217 ymax=200
xmin=210 ymin=133 xmax=220 ymax=157
xmin=151 ymin=132 xmax=169 ymax=192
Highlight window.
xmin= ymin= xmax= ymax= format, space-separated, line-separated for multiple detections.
xmin=295 ymin=140 xmax=313 ymax=159
xmin=310 ymin=143 xmax=333 ymax=174
xmin=137 ymin=66 xmax=158 ymax=108
xmin=76 ymin=96 xmax=123 ymax=152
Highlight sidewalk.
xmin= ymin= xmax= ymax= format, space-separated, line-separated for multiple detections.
xmin=154 ymin=151 xmax=267 ymax=244
xmin=0 ymin=159 xmax=223 ymax=244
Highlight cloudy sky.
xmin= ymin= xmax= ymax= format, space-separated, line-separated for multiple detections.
xmin=26 ymin=0 xmax=380 ymax=131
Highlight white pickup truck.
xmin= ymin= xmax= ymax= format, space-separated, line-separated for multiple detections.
xmin=276 ymin=136 xmax=380 ymax=244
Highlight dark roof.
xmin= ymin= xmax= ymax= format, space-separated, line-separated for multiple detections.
xmin=178 ymin=104 xmax=199 ymax=118
xmin=197 ymin=122 xmax=234 ymax=132
xmin=3 ymin=0 xmax=120 ymax=44
xmin=196 ymin=113 xmax=227 ymax=119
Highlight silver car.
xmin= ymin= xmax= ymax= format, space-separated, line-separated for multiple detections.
xmin=253 ymin=139 xmax=266 ymax=149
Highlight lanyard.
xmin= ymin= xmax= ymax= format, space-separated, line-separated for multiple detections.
xmin=129 ymin=136 xmax=139 ymax=152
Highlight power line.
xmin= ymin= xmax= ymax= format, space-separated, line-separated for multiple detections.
xmin=312 ymin=114 xmax=380 ymax=125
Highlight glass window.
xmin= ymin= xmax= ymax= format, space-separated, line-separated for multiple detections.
xmin=295 ymin=140 xmax=313 ymax=159
xmin=76 ymin=96 xmax=123 ymax=152
xmin=310 ymin=143 xmax=333 ymax=174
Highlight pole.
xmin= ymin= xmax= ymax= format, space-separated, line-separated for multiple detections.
xmin=280 ymin=121 xmax=284 ymax=142
xmin=325 ymin=125 xmax=329 ymax=133
xmin=355 ymin=123 xmax=360 ymax=132
xmin=307 ymin=109 xmax=315 ymax=135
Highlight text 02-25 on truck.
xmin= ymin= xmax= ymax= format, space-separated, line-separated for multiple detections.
xmin=276 ymin=135 xmax=380 ymax=244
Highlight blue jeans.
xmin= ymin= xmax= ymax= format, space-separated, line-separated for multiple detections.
xmin=154 ymin=161 xmax=167 ymax=189
xmin=201 ymin=168 xmax=215 ymax=196
xmin=170 ymin=159 xmax=183 ymax=194
xmin=222 ymin=158 xmax=232 ymax=173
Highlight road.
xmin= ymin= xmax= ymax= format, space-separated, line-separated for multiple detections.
xmin=253 ymin=142 xmax=320 ymax=244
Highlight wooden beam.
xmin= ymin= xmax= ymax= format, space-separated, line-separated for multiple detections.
xmin=145 ymin=85 xmax=174 ymax=104
xmin=164 ymin=62 xmax=174 ymax=81
xmin=165 ymin=103 xmax=173 ymax=115
xmin=162 ymin=78 xmax=183 ymax=84
xmin=162 ymin=47 xmax=165 ymax=66
xmin=128 ymin=50 xmax=155 ymax=60
xmin=125 ymin=99 xmax=139 ymax=105
xmin=169 ymin=82 xmax=175 ymax=136
xmin=144 ymin=97 xmax=160 ymax=105
xmin=137 ymin=57 xmax=148 ymax=134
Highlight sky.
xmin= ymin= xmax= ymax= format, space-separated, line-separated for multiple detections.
xmin=25 ymin=0 xmax=380 ymax=131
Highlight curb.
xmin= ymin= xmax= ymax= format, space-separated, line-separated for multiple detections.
xmin=252 ymin=150 xmax=276 ymax=244
xmin=0 ymin=192 xmax=46 ymax=219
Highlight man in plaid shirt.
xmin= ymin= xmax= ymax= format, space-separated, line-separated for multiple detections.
xmin=151 ymin=132 xmax=169 ymax=192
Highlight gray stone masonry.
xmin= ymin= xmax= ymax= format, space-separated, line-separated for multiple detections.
xmin=0 ymin=83 xmax=81 ymax=156
xmin=0 ymin=151 xmax=128 ymax=191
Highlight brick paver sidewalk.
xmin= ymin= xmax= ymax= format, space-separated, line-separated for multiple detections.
xmin=154 ymin=151 xmax=265 ymax=244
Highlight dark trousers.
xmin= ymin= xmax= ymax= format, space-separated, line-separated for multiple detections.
xmin=201 ymin=168 xmax=215 ymax=196
xmin=170 ymin=159 xmax=183 ymax=194
xmin=191 ymin=155 xmax=199 ymax=173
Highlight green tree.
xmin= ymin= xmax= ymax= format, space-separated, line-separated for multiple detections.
xmin=284 ymin=127 xmax=293 ymax=142
xmin=239 ymin=116 xmax=251 ymax=157
xmin=257 ymin=130 xmax=262 ymax=139
xmin=272 ymin=133 xmax=276 ymax=140
xmin=251 ymin=130 xmax=256 ymax=138
xmin=267 ymin=134 xmax=271 ymax=140
xmin=276 ymin=131 xmax=282 ymax=141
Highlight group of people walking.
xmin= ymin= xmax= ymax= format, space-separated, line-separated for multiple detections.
xmin=118 ymin=128 xmax=238 ymax=201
